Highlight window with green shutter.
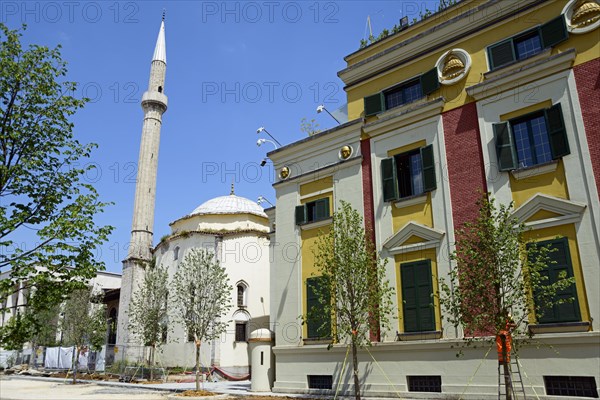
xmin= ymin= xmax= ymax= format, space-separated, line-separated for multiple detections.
xmin=531 ymin=237 xmax=580 ymax=324
xmin=295 ymin=197 xmax=331 ymax=225
xmin=363 ymin=69 xmax=440 ymax=116
xmin=381 ymin=144 xmax=436 ymax=202
xmin=401 ymin=260 xmax=436 ymax=333
xmin=364 ymin=93 xmax=385 ymax=117
xmin=487 ymin=15 xmax=568 ymax=71
xmin=306 ymin=276 xmax=331 ymax=338
xmin=493 ymin=103 xmax=569 ymax=171
xmin=420 ymin=67 xmax=440 ymax=96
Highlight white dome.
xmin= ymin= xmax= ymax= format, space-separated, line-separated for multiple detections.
xmin=190 ymin=194 xmax=267 ymax=218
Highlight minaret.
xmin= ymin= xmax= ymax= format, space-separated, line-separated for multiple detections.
xmin=117 ymin=17 xmax=167 ymax=351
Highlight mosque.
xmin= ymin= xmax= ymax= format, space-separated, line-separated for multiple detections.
xmin=115 ymin=19 xmax=271 ymax=376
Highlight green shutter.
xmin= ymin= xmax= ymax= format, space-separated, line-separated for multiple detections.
xmin=545 ymin=103 xmax=570 ymax=159
xmin=540 ymin=15 xmax=569 ymax=49
xmin=364 ymin=93 xmax=385 ymax=117
xmin=494 ymin=122 xmax=518 ymax=171
xmin=488 ymin=38 xmax=515 ymax=70
xmin=420 ymin=144 xmax=437 ymax=192
xmin=381 ymin=157 xmax=399 ymax=202
xmin=306 ymin=277 xmax=331 ymax=338
xmin=401 ymin=260 xmax=435 ymax=333
xmin=295 ymin=205 xmax=307 ymax=225
xmin=535 ymin=238 xmax=580 ymax=324
xmin=420 ymin=67 xmax=440 ymax=96
xmin=314 ymin=197 xmax=330 ymax=220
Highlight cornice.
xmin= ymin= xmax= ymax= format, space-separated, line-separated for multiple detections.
xmin=267 ymin=119 xmax=362 ymax=164
xmin=363 ymin=97 xmax=444 ymax=137
xmin=466 ymin=49 xmax=577 ymax=101
xmin=338 ymin=0 xmax=547 ymax=89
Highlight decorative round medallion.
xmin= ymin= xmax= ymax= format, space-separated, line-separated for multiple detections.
xmin=279 ymin=166 xmax=290 ymax=180
xmin=435 ymin=49 xmax=471 ymax=86
xmin=339 ymin=145 xmax=353 ymax=160
xmin=563 ymin=0 xmax=600 ymax=34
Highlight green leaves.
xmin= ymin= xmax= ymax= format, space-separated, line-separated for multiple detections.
xmin=0 ymin=23 xmax=113 ymax=346
xmin=172 ymin=248 xmax=233 ymax=344
xmin=128 ymin=262 xmax=170 ymax=349
xmin=309 ymin=200 xmax=394 ymax=347
xmin=60 ymin=286 xmax=107 ymax=352
xmin=439 ymin=194 xmax=577 ymax=346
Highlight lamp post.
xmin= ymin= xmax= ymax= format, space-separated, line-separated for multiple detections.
xmin=316 ymin=104 xmax=341 ymax=125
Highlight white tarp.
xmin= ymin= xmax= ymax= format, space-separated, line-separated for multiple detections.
xmin=0 ymin=350 xmax=18 ymax=368
xmin=43 ymin=347 xmax=89 ymax=369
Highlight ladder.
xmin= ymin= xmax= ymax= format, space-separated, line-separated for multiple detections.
xmin=498 ymin=353 xmax=527 ymax=400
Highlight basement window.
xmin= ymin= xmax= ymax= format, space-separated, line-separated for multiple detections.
xmin=408 ymin=376 xmax=442 ymax=393
xmin=308 ymin=375 xmax=333 ymax=390
xmin=544 ymin=376 xmax=598 ymax=398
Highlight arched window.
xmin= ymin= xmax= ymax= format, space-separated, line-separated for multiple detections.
xmin=236 ymin=282 xmax=247 ymax=307
xmin=233 ymin=310 xmax=250 ymax=342
xmin=158 ymin=86 xmax=163 ymax=93
xmin=174 ymin=246 xmax=180 ymax=261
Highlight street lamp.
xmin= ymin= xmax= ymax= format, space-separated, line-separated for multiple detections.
xmin=316 ymin=104 xmax=341 ymax=125
xmin=256 ymin=127 xmax=282 ymax=147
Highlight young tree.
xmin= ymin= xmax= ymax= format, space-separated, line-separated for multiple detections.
xmin=128 ymin=262 xmax=169 ymax=379
xmin=0 ymin=22 xmax=113 ymax=344
xmin=173 ymin=248 xmax=232 ymax=391
xmin=309 ymin=201 xmax=394 ymax=400
xmin=60 ymin=286 xmax=107 ymax=384
xmin=439 ymin=195 xmax=575 ymax=400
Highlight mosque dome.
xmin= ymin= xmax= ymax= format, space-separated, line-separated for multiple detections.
xmin=190 ymin=194 xmax=267 ymax=219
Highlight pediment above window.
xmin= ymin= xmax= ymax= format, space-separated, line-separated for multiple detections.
xmin=382 ymin=222 xmax=445 ymax=255
xmin=512 ymin=194 xmax=586 ymax=229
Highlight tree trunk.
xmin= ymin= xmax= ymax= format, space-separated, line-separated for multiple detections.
xmin=351 ymin=341 xmax=361 ymax=400
xmin=501 ymin=335 xmax=512 ymax=400
xmin=150 ymin=344 xmax=155 ymax=380
xmin=72 ymin=346 xmax=81 ymax=385
xmin=195 ymin=341 xmax=201 ymax=391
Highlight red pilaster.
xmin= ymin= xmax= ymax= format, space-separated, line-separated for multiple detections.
xmin=442 ymin=102 xmax=487 ymax=229
xmin=573 ymin=58 xmax=600 ymax=197
xmin=361 ymin=137 xmax=380 ymax=342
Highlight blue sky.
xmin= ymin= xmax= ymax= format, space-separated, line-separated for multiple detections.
xmin=2 ymin=1 xmax=442 ymax=273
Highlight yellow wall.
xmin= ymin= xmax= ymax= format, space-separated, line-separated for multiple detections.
xmin=524 ymin=224 xmax=591 ymax=324
xmin=392 ymin=196 xmax=434 ymax=232
xmin=394 ymin=248 xmax=442 ymax=333
xmin=300 ymin=224 xmax=331 ymax=337
xmin=510 ymin=160 xmax=570 ymax=208
xmin=300 ymin=176 xmax=333 ymax=197
xmin=346 ymin=0 xmax=600 ymax=120
xmin=299 ymin=176 xmax=335 ymax=338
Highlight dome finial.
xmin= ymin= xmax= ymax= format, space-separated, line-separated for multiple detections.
xmin=230 ymin=181 xmax=235 ymax=195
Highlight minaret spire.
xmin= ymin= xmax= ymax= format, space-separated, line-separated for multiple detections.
xmin=118 ymin=17 xmax=168 ymax=352
xmin=152 ymin=19 xmax=166 ymax=64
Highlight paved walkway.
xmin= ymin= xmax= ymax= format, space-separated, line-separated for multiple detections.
xmin=0 ymin=377 xmax=169 ymax=400
xmin=0 ymin=376 xmax=313 ymax=399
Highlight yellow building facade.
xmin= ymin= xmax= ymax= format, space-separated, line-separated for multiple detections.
xmin=268 ymin=0 xmax=600 ymax=398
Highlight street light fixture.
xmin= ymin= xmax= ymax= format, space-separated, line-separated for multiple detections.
xmin=256 ymin=127 xmax=282 ymax=147
xmin=316 ymin=104 xmax=341 ymax=125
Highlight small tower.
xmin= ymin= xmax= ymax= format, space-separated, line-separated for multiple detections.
xmin=117 ymin=17 xmax=168 ymax=354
